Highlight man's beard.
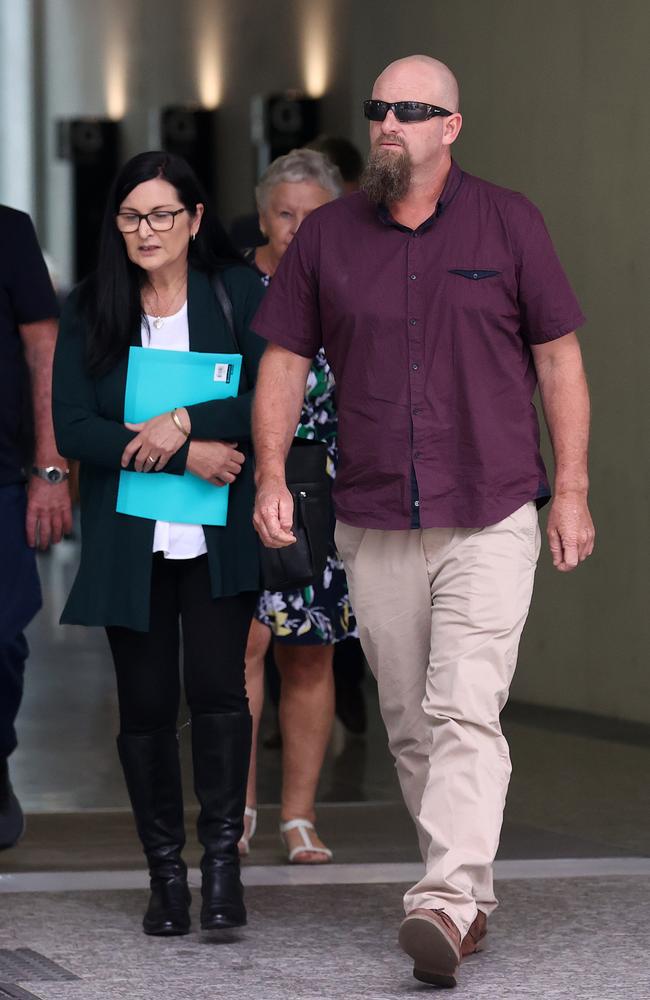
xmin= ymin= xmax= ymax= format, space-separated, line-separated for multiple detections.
xmin=361 ymin=141 xmax=412 ymax=204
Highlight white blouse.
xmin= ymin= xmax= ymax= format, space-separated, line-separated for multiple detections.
xmin=141 ymin=303 xmax=207 ymax=560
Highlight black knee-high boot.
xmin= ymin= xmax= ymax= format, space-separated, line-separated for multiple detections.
xmin=117 ymin=728 xmax=191 ymax=936
xmin=191 ymin=711 xmax=252 ymax=930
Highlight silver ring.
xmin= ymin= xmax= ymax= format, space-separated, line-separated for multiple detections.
xmin=146 ymin=455 xmax=156 ymax=464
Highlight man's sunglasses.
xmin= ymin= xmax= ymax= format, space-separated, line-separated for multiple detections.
xmin=363 ymin=100 xmax=453 ymax=123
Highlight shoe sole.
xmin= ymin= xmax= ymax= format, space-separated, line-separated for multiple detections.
xmin=398 ymin=915 xmax=460 ymax=988
xmin=200 ymin=922 xmax=247 ymax=939
xmin=143 ymin=924 xmax=190 ymax=937
xmin=287 ymin=854 xmax=333 ymax=865
xmin=201 ymin=916 xmax=247 ymax=931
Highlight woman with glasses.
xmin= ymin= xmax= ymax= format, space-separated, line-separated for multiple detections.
xmin=52 ymin=151 xmax=265 ymax=937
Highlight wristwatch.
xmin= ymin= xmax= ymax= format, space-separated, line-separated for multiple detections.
xmin=31 ymin=465 xmax=70 ymax=484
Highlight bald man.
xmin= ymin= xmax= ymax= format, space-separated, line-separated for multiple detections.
xmin=251 ymin=55 xmax=593 ymax=988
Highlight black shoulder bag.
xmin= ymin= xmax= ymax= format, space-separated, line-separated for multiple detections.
xmin=211 ymin=273 xmax=330 ymax=591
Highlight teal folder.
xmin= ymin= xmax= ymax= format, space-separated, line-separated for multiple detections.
xmin=116 ymin=347 xmax=242 ymax=526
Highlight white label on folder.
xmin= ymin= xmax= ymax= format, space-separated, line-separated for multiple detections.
xmin=214 ymin=363 xmax=231 ymax=383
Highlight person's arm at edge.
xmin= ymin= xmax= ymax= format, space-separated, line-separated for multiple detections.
xmin=252 ymin=343 xmax=312 ymax=548
xmin=20 ymin=318 xmax=73 ymax=549
xmin=531 ymin=332 xmax=595 ymax=571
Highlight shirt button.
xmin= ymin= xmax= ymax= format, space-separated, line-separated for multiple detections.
xmin=411 ymin=363 xmax=419 ymax=371
xmin=410 ymin=273 xmax=417 ymax=280
xmin=412 ymin=408 xmax=421 ymax=416
xmin=414 ymin=500 xmax=420 ymax=508
xmin=414 ymin=451 xmax=422 ymax=459
xmin=409 ymin=318 xmax=417 ymax=326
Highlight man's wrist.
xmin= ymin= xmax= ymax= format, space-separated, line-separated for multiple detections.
xmin=552 ymin=461 xmax=589 ymax=494
xmin=255 ymin=465 xmax=287 ymax=488
xmin=31 ymin=464 xmax=70 ymax=484
xmin=553 ymin=485 xmax=589 ymax=499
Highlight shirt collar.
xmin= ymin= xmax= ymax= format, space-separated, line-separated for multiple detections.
xmin=376 ymin=159 xmax=464 ymax=232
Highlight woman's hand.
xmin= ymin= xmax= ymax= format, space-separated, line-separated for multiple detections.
xmin=186 ymin=440 xmax=245 ymax=485
xmin=121 ymin=407 xmax=191 ymax=471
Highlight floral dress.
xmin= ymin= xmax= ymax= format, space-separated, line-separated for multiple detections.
xmin=247 ymin=252 xmax=357 ymax=645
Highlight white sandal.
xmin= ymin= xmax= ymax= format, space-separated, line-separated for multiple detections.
xmin=279 ymin=818 xmax=333 ymax=864
xmin=237 ymin=806 xmax=257 ymax=857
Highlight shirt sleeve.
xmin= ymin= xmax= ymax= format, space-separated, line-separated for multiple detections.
xmin=250 ymin=214 xmax=322 ymax=358
xmin=511 ymin=197 xmax=586 ymax=345
xmin=8 ymin=211 xmax=59 ymax=323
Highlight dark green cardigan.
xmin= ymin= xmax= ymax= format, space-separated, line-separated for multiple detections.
xmin=52 ymin=267 xmax=266 ymax=631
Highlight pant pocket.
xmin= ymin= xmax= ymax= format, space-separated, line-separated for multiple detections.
xmin=334 ymin=522 xmax=366 ymax=564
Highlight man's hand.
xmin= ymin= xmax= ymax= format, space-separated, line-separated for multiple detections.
xmin=252 ymin=343 xmax=311 ymax=548
xmin=121 ymin=408 xmax=190 ymax=472
xmin=26 ymin=477 xmax=73 ymax=550
xmin=532 ymin=334 xmax=594 ymax=573
xmin=20 ymin=316 xmax=72 ymax=548
xmin=546 ymin=490 xmax=595 ymax=572
xmin=185 ymin=440 xmax=245 ymax=485
xmin=253 ymin=477 xmax=296 ymax=548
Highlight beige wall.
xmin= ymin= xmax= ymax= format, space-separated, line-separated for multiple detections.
xmin=34 ymin=0 xmax=649 ymax=721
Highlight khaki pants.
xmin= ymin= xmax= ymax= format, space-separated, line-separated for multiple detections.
xmin=335 ymin=503 xmax=541 ymax=937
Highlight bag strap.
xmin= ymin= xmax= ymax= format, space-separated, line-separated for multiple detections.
xmin=211 ymin=271 xmax=247 ymax=391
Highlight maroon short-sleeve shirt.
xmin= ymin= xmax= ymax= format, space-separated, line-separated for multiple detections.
xmin=251 ymin=160 xmax=585 ymax=529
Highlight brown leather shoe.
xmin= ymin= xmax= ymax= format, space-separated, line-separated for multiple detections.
xmin=398 ymin=908 xmax=461 ymax=988
xmin=461 ymin=910 xmax=487 ymax=958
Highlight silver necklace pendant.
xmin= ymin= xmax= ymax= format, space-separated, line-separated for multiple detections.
xmin=153 ymin=316 xmax=164 ymax=330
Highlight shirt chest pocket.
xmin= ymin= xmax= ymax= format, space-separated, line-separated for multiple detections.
xmin=443 ymin=267 xmax=516 ymax=322
xmin=449 ymin=269 xmax=501 ymax=280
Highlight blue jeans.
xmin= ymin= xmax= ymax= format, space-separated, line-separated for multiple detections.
xmin=0 ymin=484 xmax=41 ymax=759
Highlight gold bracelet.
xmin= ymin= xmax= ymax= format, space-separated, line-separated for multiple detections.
xmin=170 ymin=408 xmax=190 ymax=438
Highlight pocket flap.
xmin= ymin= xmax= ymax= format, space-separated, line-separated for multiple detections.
xmin=448 ymin=269 xmax=501 ymax=280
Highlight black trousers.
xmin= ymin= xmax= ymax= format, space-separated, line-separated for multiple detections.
xmin=107 ymin=554 xmax=257 ymax=735
xmin=0 ymin=485 xmax=42 ymax=759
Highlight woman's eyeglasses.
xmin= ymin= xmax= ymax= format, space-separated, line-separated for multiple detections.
xmin=363 ymin=100 xmax=453 ymax=123
xmin=115 ymin=209 xmax=186 ymax=233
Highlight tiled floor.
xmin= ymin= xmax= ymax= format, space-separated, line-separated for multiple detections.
xmin=2 ymin=541 xmax=649 ymax=998
xmin=1 ymin=877 xmax=649 ymax=999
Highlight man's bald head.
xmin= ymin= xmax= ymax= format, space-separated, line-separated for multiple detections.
xmin=372 ymin=55 xmax=460 ymax=113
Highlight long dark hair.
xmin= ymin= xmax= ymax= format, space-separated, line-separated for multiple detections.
xmin=82 ymin=151 xmax=244 ymax=375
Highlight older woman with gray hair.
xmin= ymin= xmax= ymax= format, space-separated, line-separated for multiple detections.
xmin=240 ymin=149 xmax=358 ymax=864
xmin=252 ymin=148 xmax=342 ymax=276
